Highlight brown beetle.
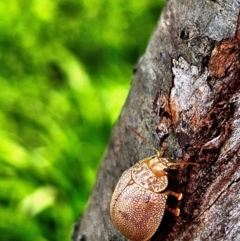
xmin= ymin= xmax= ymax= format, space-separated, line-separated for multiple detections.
xmin=110 ymin=126 xmax=196 ymax=241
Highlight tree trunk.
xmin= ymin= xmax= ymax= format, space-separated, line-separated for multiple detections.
xmin=72 ymin=1 xmax=240 ymax=241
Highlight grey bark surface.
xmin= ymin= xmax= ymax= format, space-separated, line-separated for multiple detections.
xmin=72 ymin=1 xmax=240 ymax=241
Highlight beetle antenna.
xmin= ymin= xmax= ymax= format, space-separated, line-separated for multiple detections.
xmin=167 ymin=161 xmax=198 ymax=167
xmin=127 ymin=125 xmax=160 ymax=155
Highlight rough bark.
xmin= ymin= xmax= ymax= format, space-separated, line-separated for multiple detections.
xmin=72 ymin=1 xmax=240 ymax=241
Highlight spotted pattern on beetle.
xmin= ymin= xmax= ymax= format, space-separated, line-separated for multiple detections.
xmin=110 ymin=127 xmax=195 ymax=241
xmin=110 ymin=162 xmax=168 ymax=241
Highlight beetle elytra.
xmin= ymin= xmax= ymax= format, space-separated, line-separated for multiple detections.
xmin=110 ymin=126 xmax=196 ymax=241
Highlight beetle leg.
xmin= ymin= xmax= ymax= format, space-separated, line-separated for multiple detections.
xmin=162 ymin=190 xmax=183 ymax=200
xmin=165 ymin=205 xmax=180 ymax=216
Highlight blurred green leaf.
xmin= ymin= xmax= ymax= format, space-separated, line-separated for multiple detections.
xmin=0 ymin=0 xmax=165 ymax=240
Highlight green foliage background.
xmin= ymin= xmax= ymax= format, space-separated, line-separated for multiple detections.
xmin=0 ymin=1 xmax=165 ymax=240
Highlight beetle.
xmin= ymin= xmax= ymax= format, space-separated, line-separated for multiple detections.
xmin=110 ymin=126 xmax=196 ymax=241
